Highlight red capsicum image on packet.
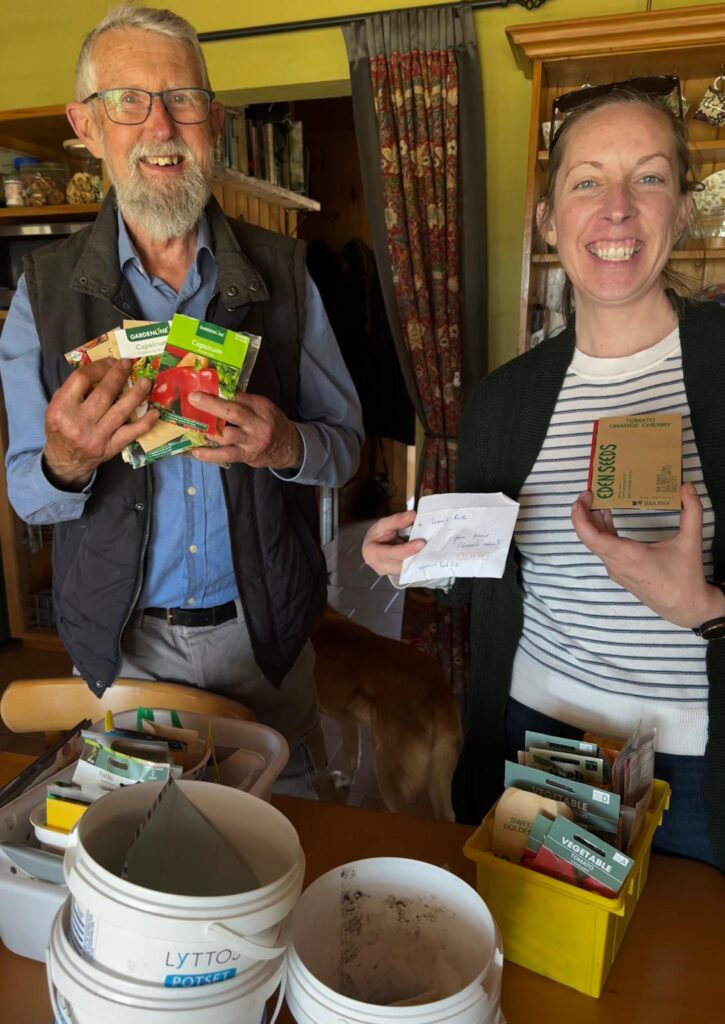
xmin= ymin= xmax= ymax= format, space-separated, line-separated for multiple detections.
xmin=148 ymin=314 xmax=261 ymax=441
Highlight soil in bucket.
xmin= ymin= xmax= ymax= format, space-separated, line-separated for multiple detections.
xmin=286 ymin=857 xmax=504 ymax=1024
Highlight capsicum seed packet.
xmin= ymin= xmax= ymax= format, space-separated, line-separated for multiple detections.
xmin=114 ymin=322 xmax=170 ymax=419
xmin=64 ymin=321 xmax=169 ymax=425
xmin=149 ymin=314 xmax=261 ymax=440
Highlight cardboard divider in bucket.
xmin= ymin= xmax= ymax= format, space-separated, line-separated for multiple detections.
xmin=48 ymin=899 xmax=284 ymax=1024
xmin=63 ymin=780 xmax=304 ymax=985
xmin=285 ymin=857 xmax=505 ymax=1024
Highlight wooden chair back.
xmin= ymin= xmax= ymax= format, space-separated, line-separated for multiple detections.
xmin=0 ymin=677 xmax=254 ymax=734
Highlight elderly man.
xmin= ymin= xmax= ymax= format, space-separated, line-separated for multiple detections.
xmin=0 ymin=5 xmax=363 ymax=788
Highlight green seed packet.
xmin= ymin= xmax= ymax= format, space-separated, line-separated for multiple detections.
xmin=149 ymin=314 xmax=261 ymax=437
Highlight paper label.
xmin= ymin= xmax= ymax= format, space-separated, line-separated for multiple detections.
xmin=399 ymin=492 xmax=519 ymax=583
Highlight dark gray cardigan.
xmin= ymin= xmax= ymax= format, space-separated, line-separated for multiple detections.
xmin=446 ymin=301 xmax=725 ymax=871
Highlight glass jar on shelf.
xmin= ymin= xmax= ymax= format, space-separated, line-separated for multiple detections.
xmin=19 ymin=163 xmax=67 ymax=206
xmin=2 ymin=175 xmax=25 ymax=207
xmin=63 ymin=139 xmax=103 ymax=204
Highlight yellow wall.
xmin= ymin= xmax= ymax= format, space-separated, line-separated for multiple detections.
xmin=2 ymin=0 xmax=723 ymax=369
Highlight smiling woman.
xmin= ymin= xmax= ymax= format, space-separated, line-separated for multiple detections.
xmin=362 ymin=86 xmax=725 ymax=871
xmin=537 ymin=85 xmax=701 ymax=350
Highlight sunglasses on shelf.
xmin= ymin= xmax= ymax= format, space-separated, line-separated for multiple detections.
xmin=548 ymin=74 xmax=682 ymax=152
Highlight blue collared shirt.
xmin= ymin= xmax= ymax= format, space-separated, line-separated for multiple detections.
xmin=0 ymin=213 xmax=363 ymax=609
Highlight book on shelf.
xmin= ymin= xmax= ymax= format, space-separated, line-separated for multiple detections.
xmin=218 ymin=102 xmax=307 ymax=195
xmin=262 ymin=123 xmax=278 ymax=186
xmin=222 ymin=106 xmax=249 ymax=175
xmin=288 ymin=121 xmax=305 ymax=194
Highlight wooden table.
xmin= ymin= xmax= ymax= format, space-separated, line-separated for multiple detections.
xmin=1 ymin=796 xmax=723 ymax=1023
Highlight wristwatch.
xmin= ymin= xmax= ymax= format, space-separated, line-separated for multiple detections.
xmin=692 ymin=581 xmax=725 ymax=639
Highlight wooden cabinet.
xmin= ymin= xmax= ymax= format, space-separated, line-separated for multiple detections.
xmin=0 ymin=104 xmax=320 ymax=648
xmin=507 ymin=3 xmax=725 ymax=354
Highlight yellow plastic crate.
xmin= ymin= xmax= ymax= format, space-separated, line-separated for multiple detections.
xmin=463 ymin=778 xmax=670 ymax=997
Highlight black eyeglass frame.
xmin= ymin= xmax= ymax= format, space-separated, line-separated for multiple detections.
xmin=548 ymin=75 xmax=683 ymax=154
xmin=82 ymin=87 xmax=216 ymax=125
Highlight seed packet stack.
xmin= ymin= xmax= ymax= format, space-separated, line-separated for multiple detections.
xmin=490 ymin=724 xmax=656 ymax=898
xmin=64 ymin=315 xmax=261 ymax=468
xmin=44 ymin=711 xmax=212 ymax=836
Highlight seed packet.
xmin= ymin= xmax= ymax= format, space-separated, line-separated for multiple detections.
xmin=587 ymin=413 xmax=682 ymax=510
xmin=64 ymin=322 xmax=169 ymax=381
xmin=65 ymin=330 xmax=118 ymax=367
xmin=492 ymin=787 xmax=572 ymax=864
xmin=64 ymin=317 xmax=262 ymax=469
xmin=529 ymin=816 xmax=634 ymax=898
xmin=149 ymin=314 xmax=261 ymax=441
xmin=504 ymin=761 xmax=620 ymax=833
xmin=525 ymin=731 xmax=599 ymax=757
xmin=519 ymin=813 xmax=557 ymax=869
xmin=524 ymin=747 xmax=606 ymax=787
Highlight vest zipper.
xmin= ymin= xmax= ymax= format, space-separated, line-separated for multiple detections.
xmin=117 ymin=468 xmax=153 ymax=670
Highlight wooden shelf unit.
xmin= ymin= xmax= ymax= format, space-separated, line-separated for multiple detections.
xmin=0 ymin=203 xmax=100 ymax=222
xmin=508 ymin=3 xmax=725 ymax=353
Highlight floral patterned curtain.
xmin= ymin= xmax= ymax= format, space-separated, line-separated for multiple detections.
xmin=343 ymin=5 xmax=487 ymax=694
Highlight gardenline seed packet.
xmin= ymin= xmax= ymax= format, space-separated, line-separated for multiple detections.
xmin=148 ymin=314 xmax=261 ymax=441
xmin=65 ymin=322 xmax=168 ymax=387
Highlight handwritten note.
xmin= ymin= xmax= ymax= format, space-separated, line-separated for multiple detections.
xmin=399 ymin=492 xmax=520 ymax=584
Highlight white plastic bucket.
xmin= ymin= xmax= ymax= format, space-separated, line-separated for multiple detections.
xmin=64 ymin=781 xmax=304 ymax=985
xmin=286 ymin=857 xmax=504 ymax=1024
xmin=48 ymin=899 xmax=283 ymax=1023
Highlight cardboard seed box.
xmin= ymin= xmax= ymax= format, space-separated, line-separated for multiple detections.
xmin=587 ymin=414 xmax=682 ymax=510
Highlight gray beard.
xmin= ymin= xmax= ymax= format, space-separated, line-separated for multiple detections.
xmin=109 ymin=141 xmax=212 ymax=242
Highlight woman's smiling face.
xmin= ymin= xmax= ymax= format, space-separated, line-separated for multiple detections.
xmin=538 ymin=102 xmax=691 ymax=316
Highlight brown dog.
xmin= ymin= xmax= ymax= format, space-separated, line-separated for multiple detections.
xmin=309 ymin=607 xmax=462 ymax=820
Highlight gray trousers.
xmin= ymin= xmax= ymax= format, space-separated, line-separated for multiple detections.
xmin=117 ymin=600 xmax=321 ymax=793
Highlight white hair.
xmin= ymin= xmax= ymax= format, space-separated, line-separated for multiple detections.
xmin=75 ymin=4 xmax=211 ymax=100
xmin=108 ymin=138 xmax=212 ymax=241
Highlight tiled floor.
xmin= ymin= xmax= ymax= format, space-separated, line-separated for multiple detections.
xmin=0 ymin=517 xmax=401 ymax=809
xmin=324 ymin=518 xmax=403 ymax=640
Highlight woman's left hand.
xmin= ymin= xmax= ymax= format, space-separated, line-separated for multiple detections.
xmin=571 ymin=482 xmax=725 ymax=628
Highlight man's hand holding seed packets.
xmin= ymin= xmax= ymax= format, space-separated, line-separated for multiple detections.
xmin=64 ymin=314 xmax=261 ymax=469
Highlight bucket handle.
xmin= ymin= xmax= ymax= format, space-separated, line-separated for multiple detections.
xmin=268 ymin=955 xmax=288 ymax=1024
xmin=46 ymin=950 xmax=68 ymax=1024
xmin=205 ymin=921 xmax=287 ymax=961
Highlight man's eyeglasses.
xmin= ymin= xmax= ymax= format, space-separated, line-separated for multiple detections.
xmin=82 ymin=87 xmax=215 ymax=126
xmin=549 ymin=75 xmax=682 ymax=153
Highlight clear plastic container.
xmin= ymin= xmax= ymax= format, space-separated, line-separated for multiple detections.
xmin=682 ymin=208 xmax=725 ymax=249
xmin=19 ymin=163 xmax=67 ymax=206
xmin=63 ymin=139 xmax=103 ymax=204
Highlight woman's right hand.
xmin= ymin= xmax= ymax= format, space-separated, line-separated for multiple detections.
xmin=361 ymin=510 xmax=426 ymax=577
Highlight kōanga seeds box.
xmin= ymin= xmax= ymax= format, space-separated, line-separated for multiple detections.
xmin=587 ymin=414 xmax=682 ymax=510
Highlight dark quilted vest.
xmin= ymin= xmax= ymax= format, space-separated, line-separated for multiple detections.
xmin=24 ymin=192 xmax=327 ymax=695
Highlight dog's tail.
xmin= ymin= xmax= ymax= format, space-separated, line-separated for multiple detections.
xmin=428 ymin=697 xmax=463 ymax=822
